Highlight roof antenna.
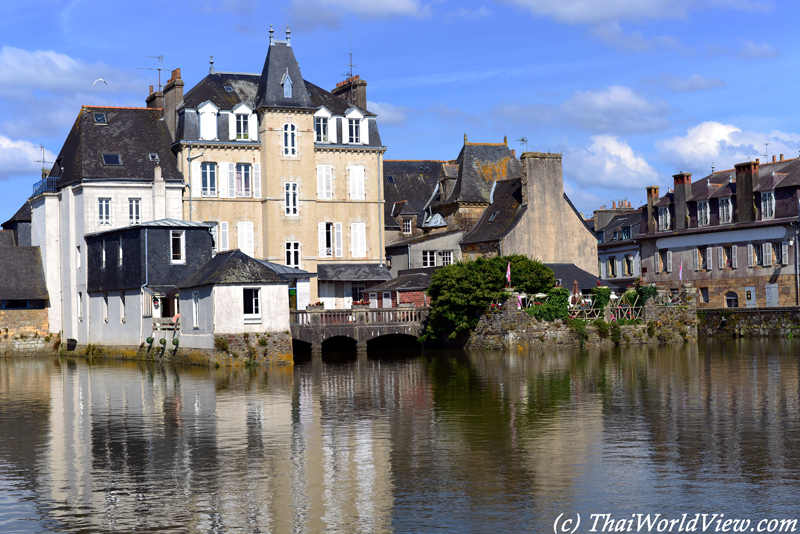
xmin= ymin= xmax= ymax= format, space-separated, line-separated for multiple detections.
xmin=341 ymin=33 xmax=358 ymax=105
xmin=137 ymin=55 xmax=165 ymax=91
xmin=763 ymin=142 xmax=769 ymax=160
xmin=516 ymin=136 xmax=528 ymax=152
xmin=711 ymin=161 xmax=714 ymax=173
xmin=35 ymin=144 xmax=53 ymax=180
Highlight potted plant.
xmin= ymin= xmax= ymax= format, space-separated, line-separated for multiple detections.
xmin=306 ymin=301 xmax=324 ymax=310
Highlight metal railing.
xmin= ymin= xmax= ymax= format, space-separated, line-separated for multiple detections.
xmin=32 ymin=176 xmax=57 ymax=196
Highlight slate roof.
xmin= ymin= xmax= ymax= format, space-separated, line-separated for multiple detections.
xmin=0 ymin=230 xmax=16 ymax=247
xmin=383 ymin=160 xmax=445 ymax=229
xmin=385 ymin=229 xmax=462 ymax=249
xmin=597 ymin=210 xmax=642 ymax=244
xmin=48 ymin=106 xmax=181 ymax=191
xmin=368 ymin=273 xmax=431 ymax=292
xmin=254 ymin=41 xmax=315 ymax=111
xmin=2 ymin=200 xmax=31 ymax=226
xmin=183 ymin=72 xmax=261 ymax=110
xmin=86 ymin=218 xmax=215 ymax=237
xmin=317 ymin=263 xmax=391 ymax=281
xmin=256 ymin=259 xmax=316 ymax=279
xmin=178 ymin=249 xmax=287 ymax=288
xmin=0 ymin=247 xmax=48 ymax=300
xmin=461 ymin=179 xmax=525 ymax=244
xmin=440 ymin=143 xmax=522 ymax=205
xmin=305 ymin=80 xmax=374 ymax=117
xmin=544 ymin=263 xmax=600 ymax=292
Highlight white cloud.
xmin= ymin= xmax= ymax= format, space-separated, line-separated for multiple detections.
xmin=288 ymin=0 xmax=431 ymax=27
xmin=453 ymin=6 xmax=492 ymax=18
xmin=737 ymin=40 xmax=779 ymax=59
xmin=656 ymin=121 xmax=800 ymax=172
xmin=428 ymin=104 xmax=487 ymax=128
xmin=591 ymin=22 xmax=682 ymax=53
xmin=643 ymin=72 xmax=726 ymax=92
xmin=367 ymin=101 xmax=414 ymax=125
xmin=560 ymin=86 xmax=672 ymax=133
xmin=0 ymin=135 xmax=57 ymax=182
xmin=564 ymin=135 xmax=659 ymax=190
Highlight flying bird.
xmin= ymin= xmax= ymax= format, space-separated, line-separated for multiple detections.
xmin=93 ymin=78 xmax=107 ymax=86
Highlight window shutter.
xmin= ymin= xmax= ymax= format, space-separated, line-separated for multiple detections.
xmin=334 ymin=222 xmax=343 ymax=257
xmin=654 ymin=251 xmax=659 ymax=272
xmin=763 ymin=243 xmax=772 ymax=266
xmin=782 ymin=241 xmax=789 ymax=265
xmin=228 ymin=112 xmax=236 ymax=141
xmin=318 ymin=165 xmax=332 ymax=199
xmin=220 ymin=221 xmax=228 ymax=251
xmin=351 ymin=223 xmax=366 ymax=258
xmin=219 ymin=163 xmax=228 ymax=198
xmin=361 ymin=118 xmax=369 ymax=145
xmin=191 ymin=160 xmax=202 ymax=198
xmin=717 ymin=247 xmax=724 ymax=270
xmin=666 ymin=251 xmax=672 ymax=273
xmin=732 ymin=245 xmax=738 ymax=269
xmin=325 ymin=166 xmax=333 ymax=199
xmin=747 ymin=244 xmax=754 ymax=267
xmin=616 ymin=259 xmax=621 ymax=277
xmin=248 ymin=113 xmax=257 ymax=141
xmin=693 ymin=249 xmax=699 ymax=271
xmin=228 ymin=163 xmax=236 ymax=199
xmin=318 ymin=222 xmax=326 ymax=257
xmin=706 ymin=247 xmax=712 ymax=270
xmin=253 ymin=163 xmax=261 ymax=199
xmin=238 ymin=221 xmax=254 ymax=257
xmin=349 ymin=166 xmax=365 ymax=200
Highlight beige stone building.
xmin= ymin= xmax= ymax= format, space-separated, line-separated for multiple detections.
xmin=149 ymin=27 xmax=388 ymax=309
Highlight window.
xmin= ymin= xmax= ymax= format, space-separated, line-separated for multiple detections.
xmin=402 ymin=218 xmax=412 ymax=235
xmin=102 ymin=153 xmax=122 ymax=166
xmin=781 ymin=241 xmax=789 ymax=265
xmin=76 ymin=246 xmax=81 ymax=269
xmin=243 ymin=288 xmax=260 ymax=321
xmin=693 ymin=248 xmax=702 ymax=271
xmin=658 ymin=206 xmax=670 ymax=231
xmin=201 ymin=163 xmax=217 ymax=197
xmin=719 ymin=197 xmax=733 ymax=224
xmin=764 ymin=243 xmax=775 ymax=267
xmin=315 ymin=117 xmax=329 ymax=142
xmin=624 ymin=255 xmax=634 ymax=276
xmin=93 ymin=113 xmax=107 ymax=123
xmin=351 ymin=222 xmax=366 ymax=258
xmin=317 ymin=165 xmax=333 ymax=199
xmin=129 ymin=198 xmax=141 ymax=225
xmin=282 ymin=73 xmax=292 ymax=98
xmin=99 ymin=198 xmax=111 ymax=226
xmin=171 ymin=230 xmax=185 ymax=264
xmin=235 ymin=163 xmax=251 ymax=197
xmin=761 ymin=191 xmax=775 ymax=220
xmin=102 ymin=294 xmax=108 ymax=323
xmin=442 ymin=251 xmax=453 ymax=266
xmin=192 ymin=291 xmax=199 ymax=328
xmin=224 ymin=85 xmax=234 ymax=93
xmin=101 ymin=239 xmax=106 ymax=268
xmin=748 ymin=243 xmax=763 ymax=267
xmin=608 ymin=257 xmax=617 ymax=277
xmin=706 ymin=247 xmax=713 ymax=270
xmin=318 ymin=222 xmax=342 ymax=258
xmin=219 ymin=221 xmax=229 ymax=251
xmin=621 ymin=227 xmax=631 ymax=240
xmin=697 ymin=201 xmax=710 ymax=227
xmin=284 ymin=182 xmax=298 ymax=215
xmin=348 ymin=119 xmax=361 ymax=144
xmin=120 ymin=292 xmax=126 ymax=323
xmin=351 ymin=283 xmax=365 ymax=301
xmin=700 ymin=288 xmax=709 ymax=303
xmin=422 ymin=250 xmax=436 ymax=268
xmin=118 ymin=236 xmax=123 ymax=266
xmin=659 ymin=250 xmax=672 ymax=273
xmin=286 ymin=241 xmax=300 ymax=268
xmin=78 ymin=292 xmax=83 ymax=321
xmin=148 ymin=153 xmax=159 ymax=162
xmin=349 ymin=165 xmax=365 ymax=200
xmin=726 ymin=291 xmax=739 ymax=308
xmin=236 ymin=114 xmax=249 ymax=140
xmin=283 ymin=123 xmax=297 ymax=156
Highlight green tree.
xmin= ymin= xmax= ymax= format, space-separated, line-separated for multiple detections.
xmin=489 ymin=254 xmax=555 ymax=295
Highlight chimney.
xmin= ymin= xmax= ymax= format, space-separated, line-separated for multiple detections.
xmin=735 ymin=160 xmax=759 ymax=223
xmin=673 ymin=172 xmax=692 ymax=231
xmin=773 ymin=155 xmax=776 ymax=162
xmin=331 ymin=74 xmax=368 ymax=110
xmin=646 ymin=186 xmax=659 ymax=233
xmin=612 ymin=201 xmax=617 ymax=209
xmin=163 ymin=68 xmax=184 ymax=143
xmin=780 ymin=154 xmax=784 ymax=161
xmin=146 ymin=84 xmax=164 ymax=110
xmin=154 ymin=161 xmax=162 ymax=182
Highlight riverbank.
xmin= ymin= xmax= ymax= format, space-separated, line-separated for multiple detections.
xmin=698 ymin=307 xmax=800 ymax=337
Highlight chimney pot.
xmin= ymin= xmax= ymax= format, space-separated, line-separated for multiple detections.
xmin=780 ymin=154 xmax=784 ymax=161
xmin=773 ymin=155 xmax=776 ymax=162
xmin=756 ymin=158 xmax=760 ymax=164
xmin=612 ymin=201 xmax=616 ymax=209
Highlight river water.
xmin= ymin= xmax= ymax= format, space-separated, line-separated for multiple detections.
xmin=1 ymin=339 xmax=800 ymax=533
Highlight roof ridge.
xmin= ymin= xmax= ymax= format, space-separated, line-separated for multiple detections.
xmin=82 ymin=105 xmax=159 ymax=111
xmin=384 ymin=159 xmax=447 ymax=162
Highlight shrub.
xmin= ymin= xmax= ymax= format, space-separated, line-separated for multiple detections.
xmin=647 ymin=321 xmax=657 ymax=338
xmin=258 ymin=337 xmax=268 ymax=347
xmin=214 ymin=337 xmax=229 ymax=353
xmin=593 ymin=318 xmax=610 ymax=338
xmin=610 ymin=322 xmax=622 ymax=344
xmin=526 ymin=286 xmax=570 ymax=322
xmin=567 ymin=318 xmax=589 ymax=346
xmin=591 ymin=286 xmax=611 ymax=310
xmin=635 ymin=280 xmax=658 ymax=305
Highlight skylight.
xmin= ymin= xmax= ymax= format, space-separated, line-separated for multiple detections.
xmin=387 ymin=175 xmax=395 ymax=183
xmin=488 ymin=211 xmax=499 ymax=222
xmin=148 ymin=153 xmax=159 ymax=162
xmin=102 ymin=154 xmax=122 ymax=166
xmin=93 ymin=113 xmax=107 ymax=124
xmin=224 ymin=86 xmax=234 ymax=92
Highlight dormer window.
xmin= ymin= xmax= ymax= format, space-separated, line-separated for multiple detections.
xmin=198 ymin=101 xmax=219 ymax=141
xmin=236 ymin=115 xmax=248 ymax=140
xmin=93 ymin=113 xmax=107 ymax=124
xmin=720 ymin=197 xmax=733 ymax=224
xmin=315 ymin=117 xmax=328 ymax=142
xmin=282 ymin=69 xmax=292 ymax=98
xmin=658 ymin=206 xmax=671 ymax=231
xmin=102 ymin=154 xmax=122 ymax=166
xmin=348 ymin=118 xmax=361 ymax=143
xmin=697 ymin=200 xmax=710 ymax=227
xmin=761 ymin=191 xmax=775 ymax=220
xmin=148 ymin=153 xmax=159 ymax=162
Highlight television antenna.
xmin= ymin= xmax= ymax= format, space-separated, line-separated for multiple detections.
xmin=516 ymin=137 xmax=528 ymax=152
xmin=763 ymin=143 xmax=769 ymax=159
xmin=34 ymin=144 xmax=53 ymax=179
xmin=137 ymin=54 xmax=165 ymax=91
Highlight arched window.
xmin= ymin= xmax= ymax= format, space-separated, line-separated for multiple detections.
xmin=283 ymin=123 xmax=297 ymax=156
xmin=725 ymin=291 xmax=738 ymax=308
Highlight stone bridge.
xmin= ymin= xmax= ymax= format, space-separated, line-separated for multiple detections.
xmin=290 ymin=306 xmax=428 ymax=354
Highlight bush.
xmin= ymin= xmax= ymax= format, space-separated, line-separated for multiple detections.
xmin=214 ymin=337 xmax=229 ymax=353
xmin=592 ymin=286 xmax=611 ymax=310
xmin=567 ymin=318 xmax=589 ymax=345
xmin=610 ymin=322 xmax=622 ymax=344
xmin=635 ymin=280 xmax=658 ymax=305
xmin=593 ymin=318 xmax=610 ymax=338
xmin=527 ymin=286 xmax=570 ymax=322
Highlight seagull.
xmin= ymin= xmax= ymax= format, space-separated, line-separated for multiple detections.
xmin=93 ymin=78 xmax=107 ymax=86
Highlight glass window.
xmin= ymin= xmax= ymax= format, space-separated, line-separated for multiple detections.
xmin=118 ymin=236 xmax=123 ymax=266
xmin=422 ymin=250 xmax=436 ymax=268
xmin=402 ymin=218 xmax=412 ymax=235
xmin=726 ymin=291 xmax=739 ymax=308
xmin=102 ymin=153 xmax=122 ymax=166
xmin=99 ymin=198 xmax=111 ymax=225
xmin=101 ymin=239 xmax=106 ymax=268
xmin=243 ymin=288 xmax=260 ymax=320
xmin=284 ymin=182 xmax=298 ymax=215
xmin=235 ymin=163 xmax=251 ymax=197
xmin=171 ymin=230 xmax=185 ymax=264
xmin=698 ymin=201 xmax=710 ymax=227
xmin=201 ymin=163 xmax=217 ymax=196
xmin=315 ymin=117 xmax=328 ymax=142
xmin=283 ymin=123 xmax=297 ymax=156
xmin=192 ymin=291 xmax=199 ymax=328
xmin=286 ymin=241 xmax=300 ymax=268
xmin=128 ymin=198 xmax=140 ymax=225
xmin=762 ymin=191 xmax=775 ymax=220
xmin=441 ymin=251 xmax=453 ymax=266
xmin=348 ymin=119 xmax=361 ymax=144
xmin=720 ymin=197 xmax=733 ymax=224
xmin=236 ymin=114 xmax=248 ymax=140
xmin=93 ymin=113 xmax=107 ymax=123
xmin=658 ymin=206 xmax=670 ymax=231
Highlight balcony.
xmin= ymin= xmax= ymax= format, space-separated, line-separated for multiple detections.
xmin=32 ymin=177 xmax=58 ymax=197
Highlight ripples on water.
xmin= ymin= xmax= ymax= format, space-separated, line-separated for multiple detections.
xmin=1 ymin=339 xmax=800 ymax=533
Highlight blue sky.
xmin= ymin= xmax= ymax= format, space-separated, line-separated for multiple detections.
xmin=1 ymin=0 xmax=798 ymax=222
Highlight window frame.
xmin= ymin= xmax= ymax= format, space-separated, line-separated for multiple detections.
xmin=286 ymin=241 xmax=300 ymax=268
xmin=128 ymin=198 xmax=141 ymax=225
xmin=315 ymin=116 xmax=329 ymax=143
xmin=422 ymin=250 xmax=436 ymax=268
xmin=102 ymin=153 xmax=122 ymax=166
xmin=719 ymin=197 xmax=733 ymax=224
xmin=402 ymin=218 xmax=412 ymax=235
xmin=284 ymin=182 xmax=299 ymax=216
xmin=235 ymin=114 xmax=249 ymax=140
xmin=283 ymin=123 xmax=297 ymax=157
xmin=348 ymin=118 xmax=361 ymax=144
xmin=201 ymin=162 xmax=217 ymax=197
xmin=170 ymin=230 xmax=185 ymax=265
xmin=697 ymin=200 xmax=710 ymax=227
xmin=235 ymin=163 xmax=251 ymax=198
xmin=98 ymin=198 xmax=111 ymax=226
xmin=441 ymin=251 xmax=453 ymax=266
xmin=761 ymin=190 xmax=776 ymax=220
xmin=658 ymin=206 xmax=670 ymax=231
xmin=243 ymin=287 xmax=261 ymax=323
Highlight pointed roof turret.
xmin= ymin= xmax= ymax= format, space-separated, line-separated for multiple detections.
xmin=254 ymin=26 xmax=314 ymax=111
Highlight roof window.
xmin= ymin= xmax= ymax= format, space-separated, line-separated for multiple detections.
xmin=387 ymin=175 xmax=395 ymax=183
xmin=93 ymin=113 xmax=107 ymax=124
xmin=102 ymin=154 xmax=122 ymax=166
xmin=148 ymin=153 xmax=159 ymax=162
xmin=224 ymin=86 xmax=234 ymax=93
xmin=488 ymin=211 xmax=499 ymax=222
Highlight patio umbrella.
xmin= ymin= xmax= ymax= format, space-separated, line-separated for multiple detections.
xmin=571 ymin=279 xmax=580 ymax=305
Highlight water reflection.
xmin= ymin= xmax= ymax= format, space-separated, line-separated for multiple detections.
xmin=0 ymin=339 xmax=799 ymax=533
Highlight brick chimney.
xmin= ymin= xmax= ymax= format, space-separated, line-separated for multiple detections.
xmin=163 ymin=68 xmax=185 ymax=143
xmin=646 ymin=185 xmax=660 ymax=233
xmin=331 ymin=75 xmax=367 ymax=110
xmin=673 ymin=172 xmax=692 ymax=231
xmin=146 ymin=84 xmax=164 ymax=110
xmin=735 ymin=160 xmax=759 ymax=223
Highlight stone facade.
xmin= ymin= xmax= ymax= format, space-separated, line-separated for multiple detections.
xmin=0 ymin=309 xmax=57 ymax=355
xmin=698 ymin=307 xmax=800 ymax=337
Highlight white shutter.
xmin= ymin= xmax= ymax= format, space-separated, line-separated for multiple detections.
xmin=219 ymin=163 xmax=228 ymax=198
xmin=349 ymin=165 xmax=365 ymax=200
xmin=706 ymin=247 xmax=712 ymax=270
xmin=191 ymin=160 xmax=202 ymax=198
xmin=747 ymin=244 xmax=754 ymax=267
xmin=220 ymin=221 xmax=228 ymax=251
xmin=361 ymin=118 xmax=369 ymax=145
xmin=654 ymin=251 xmax=659 ymax=273
xmin=717 ymin=247 xmax=724 ymax=270
xmin=351 ymin=222 xmax=366 ymax=258
xmin=666 ymin=251 xmax=672 ymax=273
xmin=238 ymin=221 xmax=254 ymax=257
xmin=228 ymin=112 xmax=236 ymax=141
xmin=732 ymin=245 xmax=738 ymax=269
xmin=253 ymin=163 xmax=261 ymax=198
xmin=763 ymin=243 xmax=772 ymax=266
xmin=318 ymin=165 xmax=332 ymax=199
xmin=782 ymin=241 xmax=789 ymax=265
xmin=228 ymin=163 xmax=236 ymax=199
xmin=325 ymin=166 xmax=333 ymax=199
xmin=693 ymin=249 xmax=699 ymax=271
xmin=248 ymin=113 xmax=257 ymax=141
xmin=334 ymin=222 xmax=343 ymax=258
xmin=318 ymin=222 xmax=327 ymax=257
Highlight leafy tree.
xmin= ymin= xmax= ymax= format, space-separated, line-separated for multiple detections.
xmin=489 ymin=254 xmax=555 ymax=295
xmin=526 ymin=286 xmax=570 ymax=322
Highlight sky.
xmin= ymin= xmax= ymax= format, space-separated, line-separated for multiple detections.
xmin=1 ymin=0 xmax=799 ymax=222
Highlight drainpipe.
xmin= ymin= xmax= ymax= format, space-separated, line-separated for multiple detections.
xmin=186 ymin=142 xmax=193 ymax=221
xmin=795 ymin=220 xmax=799 ymax=305
xmin=139 ymin=228 xmax=149 ymax=344
xmin=408 ymin=244 xmax=411 ymax=270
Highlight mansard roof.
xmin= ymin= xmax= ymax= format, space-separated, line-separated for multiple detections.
xmin=183 ymin=72 xmax=261 ymax=110
xmin=48 ymin=106 xmax=181 ymax=190
xmin=383 ymin=160 xmax=445 ymax=229
xmin=254 ymin=40 xmax=315 ymax=111
xmin=460 ymin=178 xmax=526 ymax=244
xmin=441 ymin=142 xmax=522 ymax=205
xmin=597 ymin=210 xmax=642 ymax=238
xmin=178 ymin=249 xmax=287 ymax=288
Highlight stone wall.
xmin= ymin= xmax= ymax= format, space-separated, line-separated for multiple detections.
xmin=0 ymin=308 xmax=57 ymax=355
xmin=467 ymin=296 xmax=697 ymax=350
xmin=698 ymin=307 xmax=800 ymax=337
